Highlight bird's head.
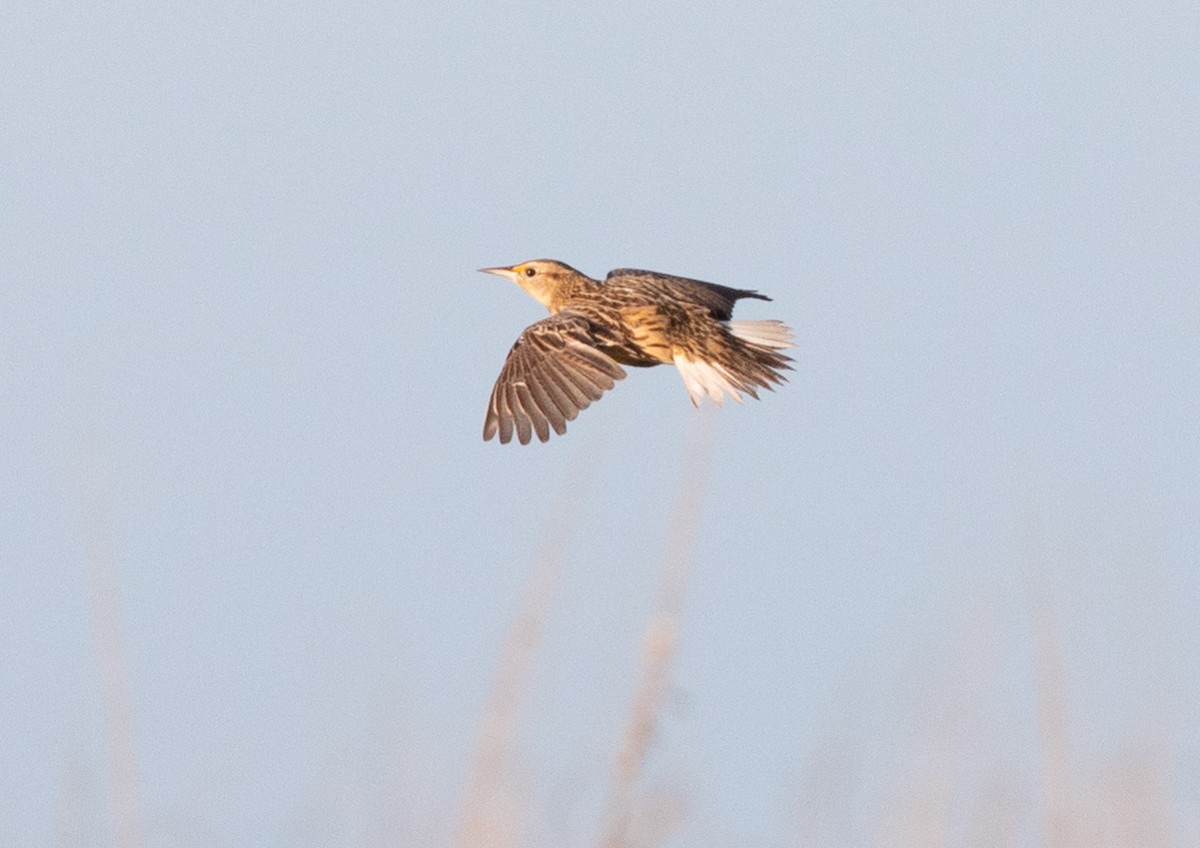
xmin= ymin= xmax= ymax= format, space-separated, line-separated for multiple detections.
xmin=478 ymin=259 xmax=584 ymax=310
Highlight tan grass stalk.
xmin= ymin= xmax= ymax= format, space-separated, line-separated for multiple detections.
xmin=596 ymin=410 xmax=718 ymax=848
xmin=876 ymin=600 xmax=999 ymax=848
xmin=82 ymin=450 xmax=144 ymax=848
xmin=455 ymin=448 xmax=601 ymax=848
xmin=1022 ymin=528 xmax=1072 ymax=848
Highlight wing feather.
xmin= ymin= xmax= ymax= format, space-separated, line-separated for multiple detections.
xmin=484 ymin=312 xmax=627 ymax=444
xmin=536 ymin=362 xmax=579 ymax=425
xmin=524 ymin=371 xmax=566 ymax=436
xmin=536 ymin=358 xmax=585 ymax=413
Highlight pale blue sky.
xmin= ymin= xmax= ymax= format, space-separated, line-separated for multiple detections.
xmin=2 ymin=1 xmax=1197 ymax=845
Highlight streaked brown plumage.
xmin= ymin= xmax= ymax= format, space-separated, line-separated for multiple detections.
xmin=480 ymin=259 xmax=795 ymax=444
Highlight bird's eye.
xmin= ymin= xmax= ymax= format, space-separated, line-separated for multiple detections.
xmin=524 ymin=267 xmax=536 ymax=277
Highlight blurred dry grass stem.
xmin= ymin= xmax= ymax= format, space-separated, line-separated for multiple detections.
xmin=456 ymin=447 xmax=603 ymax=848
xmin=784 ymin=543 xmax=1180 ymax=848
xmin=81 ymin=448 xmax=145 ymax=848
xmin=1025 ymin=560 xmax=1072 ymax=848
xmin=1020 ymin=528 xmax=1174 ymax=848
xmin=597 ymin=409 xmax=718 ymax=848
xmin=874 ymin=601 xmax=1002 ymax=848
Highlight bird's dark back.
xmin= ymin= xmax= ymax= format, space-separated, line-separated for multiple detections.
xmin=604 ymin=268 xmax=770 ymax=320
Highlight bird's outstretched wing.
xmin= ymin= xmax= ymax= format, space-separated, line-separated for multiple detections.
xmin=484 ymin=311 xmax=627 ymax=444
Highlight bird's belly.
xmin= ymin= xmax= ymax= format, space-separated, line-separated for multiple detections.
xmin=615 ymin=306 xmax=676 ymax=365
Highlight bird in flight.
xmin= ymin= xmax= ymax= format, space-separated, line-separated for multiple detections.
xmin=479 ymin=260 xmax=794 ymax=444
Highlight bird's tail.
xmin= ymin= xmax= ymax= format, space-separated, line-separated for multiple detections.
xmin=673 ymin=320 xmax=795 ymax=406
xmin=727 ymin=319 xmax=794 ymax=350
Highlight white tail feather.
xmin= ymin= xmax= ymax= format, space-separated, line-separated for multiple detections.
xmin=727 ymin=319 xmax=794 ymax=350
xmin=673 ymin=354 xmax=746 ymax=407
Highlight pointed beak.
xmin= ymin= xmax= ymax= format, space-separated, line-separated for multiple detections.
xmin=478 ymin=265 xmax=518 ymax=282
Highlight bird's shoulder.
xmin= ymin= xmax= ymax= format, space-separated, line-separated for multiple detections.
xmin=511 ymin=310 xmax=596 ymax=345
xmin=506 ymin=309 xmax=626 ymax=356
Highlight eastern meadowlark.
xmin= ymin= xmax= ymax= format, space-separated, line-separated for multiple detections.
xmin=480 ymin=260 xmax=794 ymax=444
